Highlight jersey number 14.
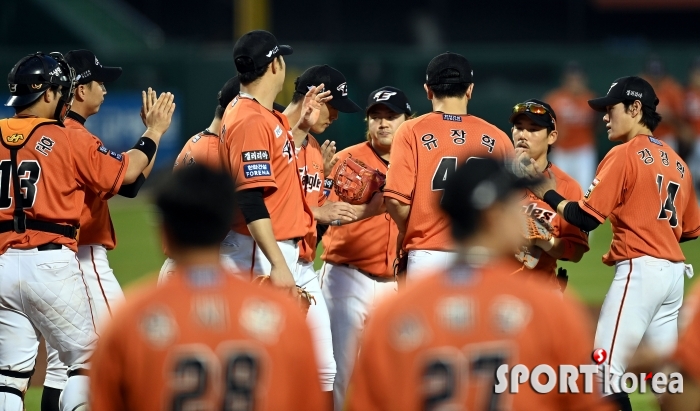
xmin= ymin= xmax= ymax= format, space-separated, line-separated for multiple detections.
xmin=657 ymin=174 xmax=680 ymax=227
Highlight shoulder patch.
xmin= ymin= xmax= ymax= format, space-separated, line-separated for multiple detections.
xmin=442 ymin=113 xmax=462 ymax=122
xmin=648 ymin=136 xmax=663 ymax=146
xmin=584 ymin=178 xmax=600 ymax=199
xmin=244 ymin=163 xmax=271 ymax=178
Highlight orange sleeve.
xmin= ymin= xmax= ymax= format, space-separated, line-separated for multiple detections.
xmin=495 ymin=129 xmax=515 ymax=159
xmin=384 ymin=122 xmax=415 ymax=204
xmin=69 ymin=129 xmax=129 ymax=198
xmin=173 ymin=140 xmax=193 ymax=171
xmin=230 ymin=118 xmax=276 ymax=192
xmin=579 ymin=146 xmax=627 ymax=223
xmin=682 ymin=181 xmax=700 ymax=239
xmin=89 ymin=308 xmax=129 ymax=411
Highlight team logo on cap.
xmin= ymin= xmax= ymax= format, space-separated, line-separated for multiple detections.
xmin=373 ymin=90 xmax=396 ymax=101
xmin=48 ymin=67 xmax=62 ymax=77
xmin=31 ymin=84 xmax=42 ymax=90
xmin=626 ymin=90 xmax=643 ymax=98
xmin=95 ymin=56 xmax=101 ymax=66
xmin=608 ymin=82 xmax=617 ymax=94
xmin=337 ymin=82 xmax=348 ymax=97
xmin=265 ymin=46 xmax=279 ymax=58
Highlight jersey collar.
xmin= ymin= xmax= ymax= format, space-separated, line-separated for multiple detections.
xmin=66 ymin=111 xmax=86 ymax=125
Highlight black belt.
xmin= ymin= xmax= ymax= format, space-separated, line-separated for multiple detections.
xmin=340 ymin=264 xmax=396 ymax=283
xmin=0 ymin=219 xmax=78 ymax=239
xmin=37 ymin=243 xmax=62 ymax=251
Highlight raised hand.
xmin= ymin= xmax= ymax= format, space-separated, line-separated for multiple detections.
xmin=140 ymin=87 xmax=157 ymax=127
xmin=320 ymin=140 xmax=338 ymax=176
xmin=298 ymin=83 xmax=332 ymax=132
xmin=145 ymin=92 xmax=176 ymax=135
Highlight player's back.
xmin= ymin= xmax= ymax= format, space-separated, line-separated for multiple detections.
xmin=89 ymin=267 xmax=326 ymax=411
xmin=386 ymin=112 xmax=513 ymax=251
xmin=0 ymin=117 xmax=124 ymax=252
xmin=347 ymin=259 xmax=612 ymax=411
xmin=601 ymin=135 xmax=699 ymax=263
xmin=174 ymin=130 xmax=221 ymax=171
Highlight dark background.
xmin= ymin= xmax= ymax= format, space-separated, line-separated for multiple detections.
xmin=2 ymin=0 xmax=700 ymax=162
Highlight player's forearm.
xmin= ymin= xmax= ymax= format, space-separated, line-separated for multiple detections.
xmin=543 ymin=190 xmax=601 ymax=232
xmin=352 ymin=193 xmax=386 ymax=221
xmin=123 ymin=130 xmax=162 ymax=184
xmin=385 ymin=197 xmax=409 ymax=233
xmin=247 ymin=219 xmax=288 ymax=267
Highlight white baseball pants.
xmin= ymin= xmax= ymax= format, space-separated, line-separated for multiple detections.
xmin=219 ymin=231 xmax=299 ymax=277
xmin=320 ymin=262 xmax=397 ymax=411
xmin=0 ymin=247 xmax=96 ymax=411
xmin=594 ymin=256 xmax=686 ymax=395
xmin=44 ymin=245 xmax=125 ymax=390
xmin=407 ymin=249 xmax=457 ymax=283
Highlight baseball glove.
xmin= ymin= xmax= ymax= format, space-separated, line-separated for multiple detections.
xmin=253 ymin=276 xmax=317 ymax=317
xmin=334 ymin=156 xmax=386 ymax=205
xmin=515 ymin=216 xmax=553 ymax=269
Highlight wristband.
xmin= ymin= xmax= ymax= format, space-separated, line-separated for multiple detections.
xmin=543 ymin=190 xmax=566 ymax=211
xmin=132 ymin=137 xmax=157 ymax=164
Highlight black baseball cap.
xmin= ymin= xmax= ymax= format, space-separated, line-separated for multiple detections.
xmin=65 ymin=50 xmax=122 ymax=85
xmin=156 ymin=164 xmax=236 ymax=247
xmin=441 ymin=158 xmax=533 ymax=239
xmin=233 ymin=30 xmax=292 ymax=74
xmin=588 ymin=76 xmax=659 ymax=112
xmin=426 ymin=52 xmax=473 ymax=86
xmin=509 ymin=98 xmax=557 ymax=129
xmin=366 ymin=86 xmax=412 ymax=116
xmin=294 ymin=65 xmax=360 ymax=113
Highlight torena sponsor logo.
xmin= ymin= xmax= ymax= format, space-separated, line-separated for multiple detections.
xmin=494 ymin=349 xmax=683 ymax=395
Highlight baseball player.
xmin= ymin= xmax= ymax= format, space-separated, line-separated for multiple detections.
xmin=523 ymin=76 xmax=700 ymax=411
xmin=89 ymin=165 xmax=327 ymax=411
xmin=0 ymin=52 xmax=174 ymax=411
xmin=384 ymin=51 xmax=514 ymax=281
xmin=346 ymin=158 xmax=613 ymax=411
xmin=40 ymin=49 xmax=158 ymax=411
xmin=509 ymin=99 xmax=589 ymax=286
xmin=320 ymin=86 xmax=412 ymax=410
xmin=219 ymin=30 xmax=327 ymax=289
xmin=281 ymin=65 xmax=362 ymax=399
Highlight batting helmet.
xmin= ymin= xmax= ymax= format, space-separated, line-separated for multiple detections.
xmin=6 ymin=52 xmax=76 ymax=120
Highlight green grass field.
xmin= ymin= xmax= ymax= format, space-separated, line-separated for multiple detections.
xmin=22 ymin=197 xmax=699 ymax=410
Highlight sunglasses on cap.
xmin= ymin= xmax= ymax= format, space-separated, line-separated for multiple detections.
xmin=512 ymin=102 xmax=556 ymax=128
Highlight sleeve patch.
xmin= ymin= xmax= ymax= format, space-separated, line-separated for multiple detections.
xmin=242 ymin=150 xmax=270 ymax=162
xmin=244 ymin=163 xmax=271 ymax=178
xmin=98 ymin=145 xmax=123 ymax=161
xmin=584 ymin=178 xmax=600 ymax=199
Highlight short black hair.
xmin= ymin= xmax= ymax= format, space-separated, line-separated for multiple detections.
xmin=428 ymin=69 xmax=470 ymax=99
xmin=623 ymin=99 xmax=662 ymax=132
xmin=291 ymin=91 xmax=305 ymax=104
xmin=155 ymin=165 xmax=236 ymax=248
xmin=214 ymin=105 xmax=225 ymax=119
xmin=237 ymin=57 xmax=279 ymax=85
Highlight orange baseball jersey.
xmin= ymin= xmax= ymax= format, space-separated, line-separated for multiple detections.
xmin=346 ymin=259 xmax=614 ymax=411
xmin=384 ymin=112 xmax=514 ymax=251
xmin=685 ymin=88 xmax=700 ymax=137
xmin=644 ymin=76 xmax=685 ymax=139
xmin=0 ymin=116 xmax=128 ymax=253
xmin=543 ymin=88 xmax=596 ymax=150
xmin=297 ymin=134 xmax=326 ymax=263
xmin=673 ymin=282 xmax=700 ymax=383
xmin=219 ymin=96 xmax=313 ymax=240
xmin=63 ymin=115 xmax=117 ymax=249
xmin=519 ymin=163 xmax=589 ymax=279
xmin=322 ymin=142 xmax=398 ymax=276
xmin=89 ymin=266 xmax=326 ymax=411
xmin=174 ymin=130 xmax=221 ymax=171
xmin=580 ymin=134 xmax=700 ymax=265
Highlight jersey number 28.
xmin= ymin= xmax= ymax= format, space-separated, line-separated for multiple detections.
xmin=0 ymin=160 xmax=41 ymax=209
